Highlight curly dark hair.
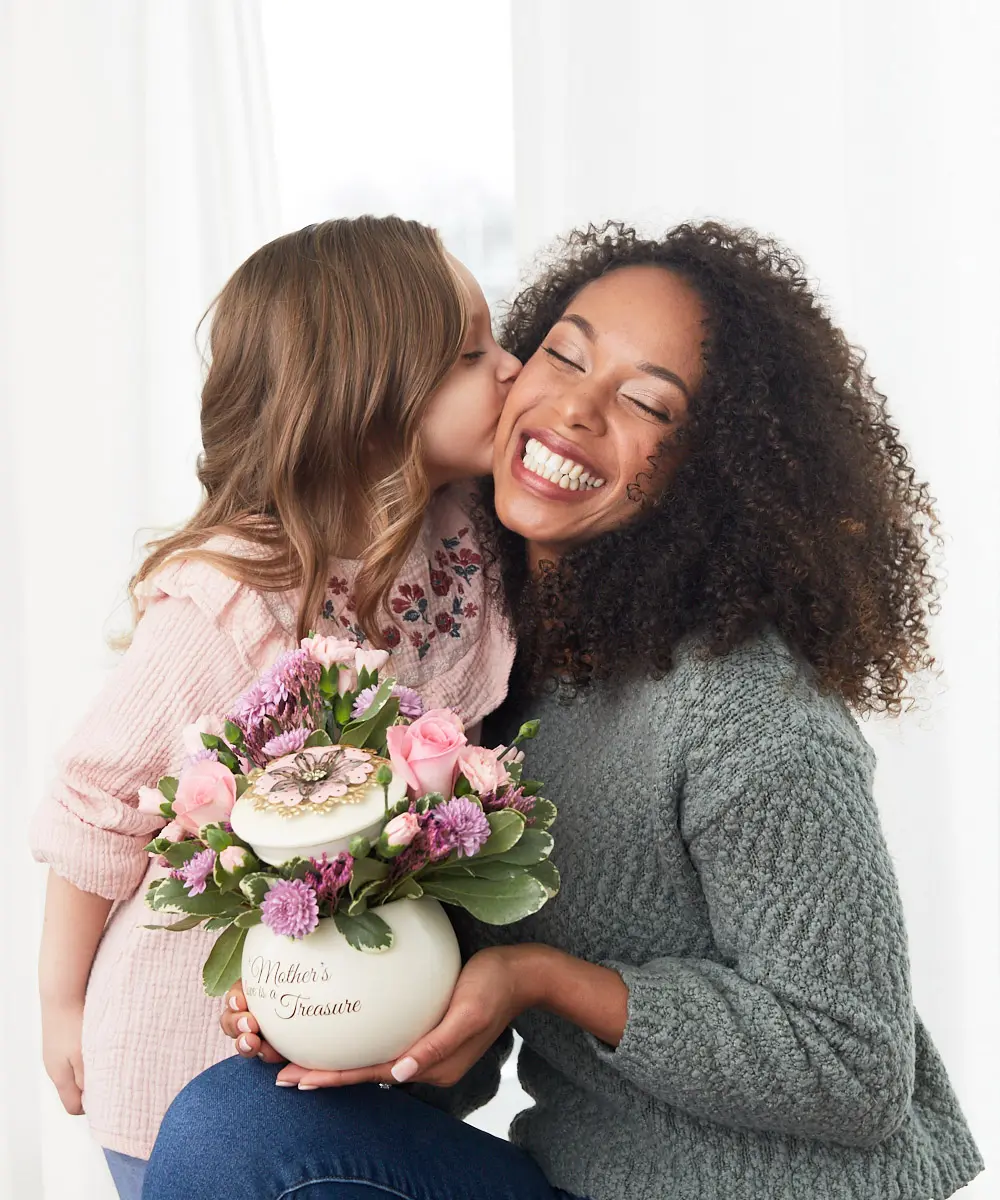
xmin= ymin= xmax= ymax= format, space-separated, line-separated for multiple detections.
xmin=483 ymin=221 xmax=939 ymax=714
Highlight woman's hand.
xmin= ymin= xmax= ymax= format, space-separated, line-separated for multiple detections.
xmin=274 ymin=944 xmax=547 ymax=1090
xmin=219 ymin=980 xmax=286 ymax=1064
xmin=41 ymin=996 xmax=86 ymax=1115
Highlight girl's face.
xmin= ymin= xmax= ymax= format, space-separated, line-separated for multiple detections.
xmin=421 ymin=258 xmax=522 ymax=489
xmin=492 ymin=266 xmax=705 ymax=562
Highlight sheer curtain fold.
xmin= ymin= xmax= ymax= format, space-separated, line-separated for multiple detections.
xmin=0 ymin=2 xmax=278 ymax=1194
xmin=510 ymin=2 xmax=998 ymax=1194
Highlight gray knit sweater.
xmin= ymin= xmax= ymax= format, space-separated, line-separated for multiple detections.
xmin=415 ymin=632 xmax=983 ymax=1199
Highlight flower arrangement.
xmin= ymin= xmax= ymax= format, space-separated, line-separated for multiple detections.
xmin=142 ymin=635 xmax=556 ymax=997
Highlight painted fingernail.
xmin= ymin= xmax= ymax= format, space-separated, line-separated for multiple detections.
xmin=391 ymin=1056 xmax=418 ymax=1083
xmin=275 ymin=1079 xmax=297 ymax=1087
xmin=237 ymin=1036 xmax=253 ymax=1054
xmin=297 ymin=1083 xmax=318 ymax=1091
xmin=237 ymin=1016 xmax=253 ymax=1034
xmin=228 ymin=995 xmax=241 ymax=1011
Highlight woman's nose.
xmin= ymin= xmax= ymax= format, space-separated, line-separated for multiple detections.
xmin=553 ymin=381 xmax=607 ymax=435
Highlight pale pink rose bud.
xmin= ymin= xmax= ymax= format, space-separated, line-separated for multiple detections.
xmin=355 ymin=648 xmax=390 ymax=676
xmin=172 ymin=759 xmax=238 ymax=835
xmin=219 ymin=845 xmax=249 ymax=872
xmin=137 ymin=786 xmax=167 ymax=816
xmin=182 ymin=714 xmax=224 ymax=758
xmin=160 ymin=821 xmax=186 ymax=843
xmin=457 ymin=745 xmax=510 ymax=796
xmin=382 ymin=811 xmax=421 ymax=849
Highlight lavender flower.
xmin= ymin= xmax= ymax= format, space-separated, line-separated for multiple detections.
xmin=179 ymin=848 xmax=217 ymax=896
xmin=228 ymin=650 xmax=323 ymax=766
xmin=261 ymin=727 xmax=310 ymax=759
xmin=308 ymin=852 xmax=354 ymax=906
xmin=260 ymin=878 xmax=320 ymax=939
xmin=431 ymin=797 xmax=491 ymax=859
xmin=351 ymin=684 xmax=424 ymax=721
xmin=182 ymin=747 xmax=219 ymax=769
xmin=483 ymin=786 xmax=536 ymax=820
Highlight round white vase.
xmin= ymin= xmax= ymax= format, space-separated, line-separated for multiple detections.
xmin=241 ymin=897 xmax=461 ymax=1070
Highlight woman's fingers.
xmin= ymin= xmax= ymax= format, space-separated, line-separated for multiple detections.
xmin=275 ymin=1061 xmax=395 ymax=1089
xmin=52 ymin=1059 xmax=84 ymax=1115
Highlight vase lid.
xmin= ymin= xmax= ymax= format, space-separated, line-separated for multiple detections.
xmin=230 ymin=745 xmax=405 ymax=855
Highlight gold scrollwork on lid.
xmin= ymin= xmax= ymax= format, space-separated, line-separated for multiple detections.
xmin=242 ymin=746 xmax=391 ymax=819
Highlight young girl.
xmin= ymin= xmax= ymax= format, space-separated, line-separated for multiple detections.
xmin=30 ymin=215 xmax=520 ymax=1199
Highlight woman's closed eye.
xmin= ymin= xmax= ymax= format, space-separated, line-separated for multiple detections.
xmin=543 ymin=345 xmax=584 ymax=372
xmin=624 ymin=395 xmax=673 ymax=423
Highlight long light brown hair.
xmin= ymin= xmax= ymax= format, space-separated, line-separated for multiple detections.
xmin=131 ymin=216 xmax=469 ymax=645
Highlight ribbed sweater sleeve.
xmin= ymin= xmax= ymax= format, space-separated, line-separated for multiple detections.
xmin=584 ymin=651 xmax=916 ymax=1148
xmin=29 ymin=591 xmax=268 ymax=902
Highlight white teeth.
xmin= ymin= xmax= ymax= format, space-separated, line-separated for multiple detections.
xmin=520 ymin=438 xmax=604 ymax=491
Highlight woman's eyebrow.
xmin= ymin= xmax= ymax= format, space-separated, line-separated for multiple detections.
xmin=556 ymin=313 xmax=692 ymax=400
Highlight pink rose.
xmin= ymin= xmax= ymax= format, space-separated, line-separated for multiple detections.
xmin=181 ymin=714 xmax=225 ymax=758
xmin=219 ymin=845 xmax=249 ymax=872
xmin=172 ymin=759 xmax=237 ymax=835
xmin=386 ymin=708 xmax=467 ymax=798
xmin=355 ymin=648 xmax=390 ymax=676
xmin=160 ymin=821 xmax=186 ymax=843
xmin=457 ymin=745 xmax=511 ymax=796
xmin=301 ymin=635 xmax=358 ymax=693
xmin=137 ymin=785 xmax=167 ymax=816
xmin=382 ymin=811 xmax=421 ymax=849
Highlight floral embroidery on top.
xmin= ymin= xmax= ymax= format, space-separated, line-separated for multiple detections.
xmin=321 ymin=525 xmax=483 ymax=663
xmin=246 ymin=746 xmax=382 ymax=817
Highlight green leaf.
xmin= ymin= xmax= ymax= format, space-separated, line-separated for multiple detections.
xmin=204 ymin=825 xmax=233 ymax=853
xmin=152 ymin=839 xmax=202 ymax=869
xmin=475 ymin=810 xmax=525 ymax=858
xmin=420 ymin=873 xmax=549 ymax=924
xmin=202 ymin=925 xmax=247 ymax=997
xmin=385 ymin=876 xmax=423 ymax=902
xmin=348 ymin=835 xmax=372 ymax=858
xmin=340 ymin=679 xmax=394 ymax=745
xmin=527 ymin=797 xmax=557 ymax=831
xmin=200 ymin=733 xmax=223 ymax=751
xmin=204 ymin=915 xmax=236 ymax=932
xmin=494 ymin=828 xmax=553 ymax=867
xmin=333 ymin=909 xmax=393 ymax=952
xmin=235 ymin=774 xmax=250 ymax=799
xmin=143 ymin=913 xmax=204 ymax=932
xmin=357 ymin=666 xmax=372 ymax=692
xmin=224 ymin=721 xmax=245 ymax=748
xmin=159 ymin=802 xmax=175 ymax=820
xmin=425 ymin=859 xmax=523 ymax=883
xmin=235 ymin=908 xmax=263 ymax=928
xmin=348 ymin=856 xmax=389 ymax=896
xmin=334 ymin=693 xmax=353 ymax=726
xmin=519 ymin=778 xmax=541 ymax=796
xmin=454 ymin=774 xmax=474 ymax=798
xmin=319 ymin=666 xmax=337 ymax=697
xmin=239 ymin=872 xmax=276 ymax=906
xmin=283 ymin=857 xmax=312 ymax=881
xmin=147 ymin=877 xmax=245 ymax=918
xmin=304 ymin=729 xmax=333 ymax=748
xmin=526 ymin=859 xmax=561 ymax=898
xmin=158 ymin=776 xmax=178 ymax=803
xmin=216 ymin=749 xmax=240 ymax=772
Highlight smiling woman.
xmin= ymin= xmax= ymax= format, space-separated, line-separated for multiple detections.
xmin=494 ymin=265 xmax=705 ymax=565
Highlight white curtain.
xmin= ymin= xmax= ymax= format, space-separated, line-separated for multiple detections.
xmin=0 ymin=1 xmax=279 ymax=1194
xmin=510 ymin=1 xmax=999 ymax=1193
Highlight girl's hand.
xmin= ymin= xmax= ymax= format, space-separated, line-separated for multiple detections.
xmin=41 ymin=996 xmax=86 ymax=1115
xmin=275 ymin=945 xmax=546 ymax=1090
xmin=220 ymin=981 xmax=286 ymax=1065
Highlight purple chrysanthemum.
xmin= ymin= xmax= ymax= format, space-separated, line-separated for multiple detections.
xmin=431 ymin=797 xmax=491 ymax=859
xmin=308 ymin=851 xmax=354 ymax=906
xmin=351 ymin=684 xmax=424 ymax=722
xmin=228 ymin=650 xmax=323 ymax=767
xmin=183 ymin=747 xmax=219 ymax=768
xmin=179 ymin=848 xmax=217 ymax=896
xmin=260 ymin=878 xmax=320 ymax=939
xmin=261 ymin=727 xmax=310 ymax=759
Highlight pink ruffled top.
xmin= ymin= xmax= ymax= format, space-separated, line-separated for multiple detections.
xmin=29 ymin=488 xmax=514 ymax=1158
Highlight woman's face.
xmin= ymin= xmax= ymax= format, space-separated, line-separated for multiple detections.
xmin=421 ymin=257 xmax=522 ymax=489
xmin=492 ymin=266 xmax=706 ymax=560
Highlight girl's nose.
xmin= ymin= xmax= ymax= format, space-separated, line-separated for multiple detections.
xmin=498 ymin=349 xmax=521 ymax=384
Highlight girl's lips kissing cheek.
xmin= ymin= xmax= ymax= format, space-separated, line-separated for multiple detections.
xmin=511 ymin=434 xmax=606 ymax=501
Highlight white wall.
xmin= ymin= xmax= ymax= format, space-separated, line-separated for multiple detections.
xmin=511 ymin=1 xmax=1000 ymax=1192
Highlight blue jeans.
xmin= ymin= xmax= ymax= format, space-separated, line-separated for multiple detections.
xmin=143 ymin=1057 xmax=585 ymax=1199
xmin=104 ymin=1149 xmax=148 ymax=1199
